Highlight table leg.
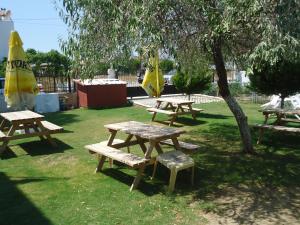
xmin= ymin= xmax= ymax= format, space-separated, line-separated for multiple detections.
xmin=107 ymin=129 xmax=117 ymax=168
xmin=36 ymin=121 xmax=57 ymax=147
xmin=257 ymin=128 xmax=264 ymax=144
xmin=152 ymin=101 xmax=162 ymax=121
xmin=130 ymin=163 xmax=146 ymax=191
xmin=23 ymin=123 xmax=31 ymax=134
xmin=171 ymin=137 xmax=181 ymax=151
xmin=178 ymin=105 xmax=185 ymax=113
xmin=0 ymin=119 xmax=6 ymax=131
xmin=32 ymin=125 xmax=45 ymax=141
xmin=154 ymin=143 xmax=163 ymax=154
xmin=0 ymin=125 xmax=17 ymax=154
xmin=169 ymin=115 xmax=177 ymax=126
xmin=107 ymin=130 xmax=117 ymax=146
xmin=145 ymin=140 xmax=155 ymax=159
xmin=263 ymin=113 xmax=269 ymax=124
xmin=136 ymin=136 xmax=147 ymax=154
xmin=188 ymin=104 xmax=196 ymax=120
xmin=168 ymin=168 xmax=177 ymax=192
xmin=124 ymin=134 xmax=133 ymax=153
xmin=95 ymin=154 xmax=107 ymax=173
xmin=169 ymin=106 xmax=181 ymax=126
xmin=275 ymin=113 xmax=285 ymax=125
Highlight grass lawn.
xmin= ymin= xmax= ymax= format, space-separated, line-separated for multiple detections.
xmin=0 ymin=102 xmax=299 ymax=225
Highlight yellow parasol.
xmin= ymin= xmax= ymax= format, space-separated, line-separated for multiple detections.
xmin=141 ymin=49 xmax=164 ymax=97
xmin=4 ymin=31 xmax=38 ymax=110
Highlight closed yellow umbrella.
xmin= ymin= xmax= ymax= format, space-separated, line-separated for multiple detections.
xmin=4 ymin=31 xmax=38 ymax=110
xmin=141 ymin=49 xmax=164 ymax=97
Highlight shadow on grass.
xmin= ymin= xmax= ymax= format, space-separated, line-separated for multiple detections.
xmin=174 ymin=122 xmax=300 ymax=224
xmin=101 ymin=166 xmax=164 ymax=196
xmin=0 ymin=146 xmax=18 ymax=159
xmin=0 ymin=172 xmax=61 ymax=225
xmin=154 ymin=117 xmax=206 ymax=127
xmin=199 ymin=112 xmax=231 ymax=120
xmin=19 ymin=138 xmax=73 ymax=156
xmin=43 ymin=112 xmax=81 ymax=127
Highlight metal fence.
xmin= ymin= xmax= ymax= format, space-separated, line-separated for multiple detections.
xmin=35 ymin=75 xmax=73 ymax=93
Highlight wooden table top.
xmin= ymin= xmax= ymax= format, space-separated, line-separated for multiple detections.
xmin=260 ymin=109 xmax=300 ymax=115
xmin=0 ymin=110 xmax=44 ymax=122
xmin=105 ymin=121 xmax=185 ymax=140
xmin=156 ymin=97 xmax=194 ymax=105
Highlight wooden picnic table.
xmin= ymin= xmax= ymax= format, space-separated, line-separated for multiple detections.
xmin=254 ymin=109 xmax=300 ymax=144
xmin=0 ymin=110 xmax=63 ymax=155
xmin=86 ymin=121 xmax=187 ymax=190
xmin=104 ymin=121 xmax=185 ymax=158
xmin=260 ymin=109 xmax=300 ymax=124
xmin=147 ymin=97 xmax=203 ymax=126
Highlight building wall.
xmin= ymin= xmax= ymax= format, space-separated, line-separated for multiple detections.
xmin=0 ymin=19 xmax=14 ymax=61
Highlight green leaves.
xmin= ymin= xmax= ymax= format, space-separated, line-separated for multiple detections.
xmin=56 ymin=0 xmax=299 ymax=80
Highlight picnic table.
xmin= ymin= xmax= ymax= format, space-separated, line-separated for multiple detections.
xmin=85 ymin=121 xmax=199 ymax=191
xmin=254 ymin=109 xmax=300 ymax=144
xmin=0 ymin=110 xmax=63 ymax=155
xmin=260 ymin=109 xmax=300 ymax=124
xmin=147 ymin=97 xmax=203 ymax=126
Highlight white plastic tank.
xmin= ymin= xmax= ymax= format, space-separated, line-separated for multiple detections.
xmin=0 ymin=9 xmax=14 ymax=61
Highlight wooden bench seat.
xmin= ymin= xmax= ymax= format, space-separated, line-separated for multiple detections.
xmin=253 ymin=123 xmax=300 ymax=144
xmin=253 ymin=124 xmax=300 ymax=133
xmin=280 ymin=118 xmax=300 ymax=123
xmin=40 ymin=121 xmax=64 ymax=133
xmin=85 ymin=143 xmax=148 ymax=168
xmin=181 ymin=106 xmax=204 ymax=112
xmin=99 ymin=138 xmax=125 ymax=146
xmin=147 ymin=108 xmax=177 ymax=116
xmin=88 ymin=139 xmax=127 ymax=154
xmin=0 ymin=131 xmax=7 ymax=140
xmin=160 ymin=139 xmax=199 ymax=153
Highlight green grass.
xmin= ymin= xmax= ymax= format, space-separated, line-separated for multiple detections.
xmin=1 ymin=102 xmax=300 ymax=225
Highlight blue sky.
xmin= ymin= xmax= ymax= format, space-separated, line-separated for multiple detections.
xmin=1 ymin=0 xmax=68 ymax=52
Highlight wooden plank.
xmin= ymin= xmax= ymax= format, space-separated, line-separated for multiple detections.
xmin=0 ymin=130 xmax=7 ymax=140
xmin=181 ymin=106 xmax=204 ymax=112
xmin=0 ymin=110 xmax=44 ymax=122
xmin=105 ymin=121 xmax=185 ymax=141
xmin=280 ymin=118 xmax=300 ymax=123
xmin=40 ymin=121 xmax=63 ymax=132
xmin=123 ymin=126 xmax=184 ymax=141
xmin=160 ymin=139 xmax=199 ymax=150
xmin=147 ymin=108 xmax=177 ymax=115
xmin=157 ymin=98 xmax=194 ymax=105
xmin=99 ymin=138 xmax=125 ymax=146
xmin=105 ymin=121 xmax=145 ymax=131
xmin=253 ymin=124 xmax=300 ymax=133
xmin=3 ymin=130 xmax=54 ymax=141
xmin=85 ymin=143 xmax=148 ymax=167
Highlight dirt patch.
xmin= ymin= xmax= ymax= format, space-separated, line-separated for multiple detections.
xmin=198 ymin=185 xmax=300 ymax=225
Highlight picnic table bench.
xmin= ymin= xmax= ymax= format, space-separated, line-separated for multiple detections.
xmin=86 ymin=121 xmax=198 ymax=191
xmin=254 ymin=109 xmax=300 ymax=144
xmin=147 ymin=98 xmax=204 ymax=126
xmin=253 ymin=123 xmax=300 ymax=144
xmin=260 ymin=109 xmax=300 ymax=125
xmin=0 ymin=110 xmax=63 ymax=155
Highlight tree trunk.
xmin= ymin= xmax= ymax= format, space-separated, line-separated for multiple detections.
xmin=211 ymin=39 xmax=254 ymax=154
xmin=280 ymin=95 xmax=285 ymax=109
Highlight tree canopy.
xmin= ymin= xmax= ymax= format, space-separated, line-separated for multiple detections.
xmin=26 ymin=49 xmax=70 ymax=76
xmin=57 ymin=0 xmax=299 ymax=153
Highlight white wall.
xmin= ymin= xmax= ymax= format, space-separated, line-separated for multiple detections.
xmin=0 ymin=20 xmax=14 ymax=60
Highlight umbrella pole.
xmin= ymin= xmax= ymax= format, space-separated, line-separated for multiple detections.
xmin=155 ymin=50 xmax=159 ymax=97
